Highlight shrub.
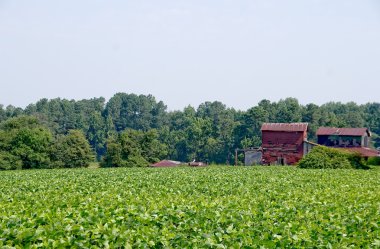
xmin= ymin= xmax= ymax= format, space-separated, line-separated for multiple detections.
xmin=298 ymin=146 xmax=368 ymax=169
xmin=51 ymin=130 xmax=93 ymax=168
xmin=125 ymin=155 xmax=150 ymax=167
xmin=101 ymin=141 xmax=150 ymax=168
xmin=100 ymin=141 xmax=123 ymax=167
xmin=0 ymin=152 xmax=22 ymax=170
xmin=346 ymin=152 xmax=369 ymax=169
xmin=0 ymin=116 xmax=53 ymax=169
xmin=101 ymin=129 xmax=166 ymax=168
xmin=367 ymin=156 xmax=380 ymax=166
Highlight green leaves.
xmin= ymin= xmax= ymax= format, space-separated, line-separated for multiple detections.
xmin=101 ymin=129 xmax=167 ymax=167
xmin=0 ymin=167 xmax=379 ymax=247
xmin=0 ymin=151 xmax=22 ymax=170
xmin=0 ymin=117 xmax=93 ymax=170
xmin=50 ymin=130 xmax=93 ymax=168
xmin=104 ymin=93 xmax=168 ymax=132
xmin=0 ymin=116 xmax=52 ymax=169
xmin=298 ymin=146 xmax=369 ymax=169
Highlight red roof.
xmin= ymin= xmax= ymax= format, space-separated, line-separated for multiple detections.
xmin=340 ymin=147 xmax=379 ymax=157
xmin=316 ymin=127 xmax=370 ymax=137
xmin=261 ymin=123 xmax=308 ymax=132
xmin=151 ymin=160 xmax=182 ymax=167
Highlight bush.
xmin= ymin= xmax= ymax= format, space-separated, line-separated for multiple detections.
xmin=101 ymin=141 xmax=150 ymax=168
xmin=346 ymin=152 xmax=369 ymax=169
xmin=367 ymin=156 xmax=380 ymax=166
xmin=125 ymin=155 xmax=150 ymax=167
xmin=0 ymin=152 xmax=22 ymax=170
xmin=298 ymin=146 xmax=369 ymax=169
xmin=100 ymin=141 xmax=123 ymax=167
xmin=51 ymin=130 xmax=93 ymax=168
xmin=0 ymin=116 xmax=53 ymax=169
xmin=101 ymin=129 xmax=166 ymax=168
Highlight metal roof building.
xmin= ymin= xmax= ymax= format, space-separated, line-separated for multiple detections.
xmin=261 ymin=123 xmax=309 ymax=165
xmin=316 ymin=127 xmax=370 ymax=137
xmin=316 ymin=127 xmax=378 ymax=157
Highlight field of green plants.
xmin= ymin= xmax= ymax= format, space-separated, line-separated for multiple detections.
xmin=0 ymin=167 xmax=379 ymax=248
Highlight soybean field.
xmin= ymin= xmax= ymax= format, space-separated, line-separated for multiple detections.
xmin=0 ymin=167 xmax=379 ymax=248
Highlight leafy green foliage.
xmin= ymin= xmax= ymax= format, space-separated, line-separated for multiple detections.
xmin=0 ymin=151 xmax=22 ymax=170
xmin=101 ymin=129 xmax=167 ymax=167
xmin=367 ymin=156 xmax=380 ymax=166
xmin=0 ymin=116 xmax=52 ymax=169
xmin=0 ymin=167 xmax=379 ymax=247
xmin=1 ymin=94 xmax=380 ymax=163
xmin=101 ymin=139 xmax=123 ymax=167
xmin=103 ymin=93 xmax=168 ymax=132
xmin=86 ymin=112 xmax=107 ymax=160
xmin=0 ymin=117 xmax=93 ymax=170
xmin=298 ymin=146 xmax=369 ymax=169
xmin=346 ymin=152 xmax=370 ymax=169
xmin=24 ymin=97 xmax=106 ymax=134
xmin=51 ymin=130 xmax=93 ymax=168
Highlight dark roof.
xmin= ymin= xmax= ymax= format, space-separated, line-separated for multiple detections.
xmin=340 ymin=147 xmax=379 ymax=157
xmin=316 ymin=127 xmax=370 ymax=137
xmin=261 ymin=123 xmax=308 ymax=132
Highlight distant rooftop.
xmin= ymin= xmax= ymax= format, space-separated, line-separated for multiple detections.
xmin=261 ymin=123 xmax=308 ymax=132
xmin=316 ymin=127 xmax=370 ymax=137
xmin=340 ymin=147 xmax=379 ymax=157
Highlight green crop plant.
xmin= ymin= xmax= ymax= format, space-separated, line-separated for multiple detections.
xmin=0 ymin=167 xmax=379 ymax=248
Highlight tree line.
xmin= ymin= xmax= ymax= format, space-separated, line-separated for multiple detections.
xmin=0 ymin=93 xmax=379 ymax=169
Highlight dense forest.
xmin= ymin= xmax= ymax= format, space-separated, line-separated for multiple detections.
xmin=0 ymin=93 xmax=379 ymax=169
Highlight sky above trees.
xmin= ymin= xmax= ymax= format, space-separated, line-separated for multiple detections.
xmin=0 ymin=0 xmax=379 ymax=110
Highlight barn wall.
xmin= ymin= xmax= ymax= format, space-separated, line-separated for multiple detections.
xmin=363 ymin=135 xmax=369 ymax=147
xmin=262 ymin=131 xmax=306 ymax=165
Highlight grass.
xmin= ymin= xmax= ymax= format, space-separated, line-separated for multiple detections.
xmin=0 ymin=166 xmax=379 ymax=248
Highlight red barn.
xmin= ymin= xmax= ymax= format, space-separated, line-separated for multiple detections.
xmin=261 ymin=123 xmax=309 ymax=165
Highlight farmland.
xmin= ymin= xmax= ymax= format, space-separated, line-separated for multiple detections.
xmin=0 ymin=167 xmax=379 ymax=248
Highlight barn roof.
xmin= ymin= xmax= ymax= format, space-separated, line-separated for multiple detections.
xmin=340 ymin=147 xmax=379 ymax=157
xmin=316 ymin=127 xmax=370 ymax=137
xmin=261 ymin=123 xmax=308 ymax=132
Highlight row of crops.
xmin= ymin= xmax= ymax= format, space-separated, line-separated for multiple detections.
xmin=0 ymin=167 xmax=379 ymax=248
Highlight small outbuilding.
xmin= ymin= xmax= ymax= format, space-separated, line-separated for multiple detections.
xmin=316 ymin=127 xmax=379 ymax=158
xmin=316 ymin=127 xmax=370 ymax=147
xmin=261 ymin=123 xmax=309 ymax=165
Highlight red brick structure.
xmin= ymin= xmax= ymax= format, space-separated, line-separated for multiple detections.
xmin=261 ymin=123 xmax=309 ymax=165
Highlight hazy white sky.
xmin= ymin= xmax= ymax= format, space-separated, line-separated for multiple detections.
xmin=0 ymin=0 xmax=379 ymax=110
